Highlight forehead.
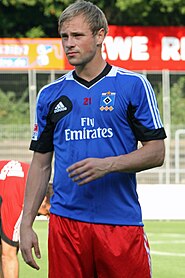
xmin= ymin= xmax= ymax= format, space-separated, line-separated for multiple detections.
xmin=60 ymin=14 xmax=91 ymax=33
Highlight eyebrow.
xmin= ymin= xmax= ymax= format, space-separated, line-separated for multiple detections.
xmin=60 ymin=32 xmax=87 ymax=39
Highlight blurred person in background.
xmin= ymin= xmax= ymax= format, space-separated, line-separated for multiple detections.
xmin=0 ymin=160 xmax=51 ymax=278
xmin=20 ymin=1 xmax=166 ymax=277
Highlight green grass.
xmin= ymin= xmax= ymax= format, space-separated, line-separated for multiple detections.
xmin=18 ymin=220 xmax=185 ymax=278
xmin=144 ymin=220 xmax=185 ymax=278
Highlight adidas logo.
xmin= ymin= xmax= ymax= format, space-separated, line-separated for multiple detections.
xmin=54 ymin=101 xmax=67 ymax=113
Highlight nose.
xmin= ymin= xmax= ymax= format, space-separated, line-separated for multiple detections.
xmin=65 ymin=35 xmax=75 ymax=48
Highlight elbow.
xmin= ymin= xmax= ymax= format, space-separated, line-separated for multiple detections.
xmin=157 ymin=158 xmax=164 ymax=167
xmin=152 ymin=139 xmax=166 ymax=168
xmin=155 ymin=148 xmax=165 ymax=167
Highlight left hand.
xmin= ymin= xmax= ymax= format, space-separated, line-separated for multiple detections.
xmin=66 ymin=157 xmax=112 ymax=185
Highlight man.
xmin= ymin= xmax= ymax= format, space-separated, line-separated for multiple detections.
xmin=0 ymin=160 xmax=51 ymax=278
xmin=20 ymin=1 xmax=166 ymax=277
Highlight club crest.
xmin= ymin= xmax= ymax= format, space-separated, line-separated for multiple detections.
xmin=100 ymin=91 xmax=116 ymax=111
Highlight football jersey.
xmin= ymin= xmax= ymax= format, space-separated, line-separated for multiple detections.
xmin=30 ymin=64 xmax=166 ymax=225
xmin=0 ymin=160 xmax=29 ymax=245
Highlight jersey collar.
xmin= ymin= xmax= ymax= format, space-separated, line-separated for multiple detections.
xmin=72 ymin=63 xmax=112 ymax=88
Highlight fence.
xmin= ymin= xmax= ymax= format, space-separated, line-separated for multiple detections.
xmin=0 ymin=69 xmax=185 ymax=184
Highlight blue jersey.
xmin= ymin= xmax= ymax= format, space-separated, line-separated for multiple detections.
xmin=30 ymin=64 xmax=166 ymax=225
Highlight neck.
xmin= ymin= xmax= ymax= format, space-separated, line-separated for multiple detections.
xmin=75 ymin=58 xmax=107 ymax=82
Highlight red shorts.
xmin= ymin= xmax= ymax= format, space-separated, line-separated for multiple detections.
xmin=48 ymin=214 xmax=152 ymax=278
xmin=0 ymin=160 xmax=29 ymax=247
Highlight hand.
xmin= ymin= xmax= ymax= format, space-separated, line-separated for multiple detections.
xmin=20 ymin=225 xmax=41 ymax=270
xmin=67 ymin=157 xmax=112 ymax=185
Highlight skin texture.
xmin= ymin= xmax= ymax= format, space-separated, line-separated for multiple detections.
xmin=20 ymin=152 xmax=52 ymax=270
xmin=0 ymin=241 xmax=18 ymax=278
xmin=20 ymin=13 xmax=165 ymax=271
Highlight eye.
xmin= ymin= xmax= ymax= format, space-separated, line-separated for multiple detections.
xmin=73 ymin=33 xmax=84 ymax=38
xmin=61 ymin=34 xmax=68 ymax=40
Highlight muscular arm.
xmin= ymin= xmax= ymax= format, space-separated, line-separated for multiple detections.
xmin=20 ymin=151 xmax=53 ymax=270
xmin=67 ymin=140 xmax=165 ymax=185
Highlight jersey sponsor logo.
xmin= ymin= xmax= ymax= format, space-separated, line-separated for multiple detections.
xmin=100 ymin=91 xmax=116 ymax=111
xmin=54 ymin=101 xmax=67 ymax=113
xmin=65 ymin=117 xmax=113 ymax=141
xmin=0 ymin=160 xmax=24 ymax=180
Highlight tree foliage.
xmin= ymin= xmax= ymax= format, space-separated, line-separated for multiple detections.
xmin=0 ymin=89 xmax=29 ymax=124
xmin=170 ymin=77 xmax=185 ymax=125
xmin=155 ymin=76 xmax=185 ymax=125
xmin=0 ymin=0 xmax=185 ymax=38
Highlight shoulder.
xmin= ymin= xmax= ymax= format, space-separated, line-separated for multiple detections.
xmin=110 ymin=66 xmax=149 ymax=85
xmin=37 ymin=71 xmax=74 ymax=103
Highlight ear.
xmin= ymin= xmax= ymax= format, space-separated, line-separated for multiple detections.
xmin=96 ymin=28 xmax=106 ymax=46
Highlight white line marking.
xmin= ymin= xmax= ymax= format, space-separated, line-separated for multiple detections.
xmin=148 ymin=233 xmax=185 ymax=238
xmin=150 ymin=240 xmax=185 ymax=244
xmin=151 ymin=251 xmax=185 ymax=257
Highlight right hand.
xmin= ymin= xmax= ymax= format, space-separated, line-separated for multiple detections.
xmin=20 ymin=225 xmax=41 ymax=270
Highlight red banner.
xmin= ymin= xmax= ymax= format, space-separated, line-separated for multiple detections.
xmin=105 ymin=26 xmax=185 ymax=71
xmin=1 ymin=27 xmax=185 ymax=71
xmin=64 ymin=26 xmax=185 ymax=71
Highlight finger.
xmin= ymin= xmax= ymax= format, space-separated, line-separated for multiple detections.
xmin=26 ymin=257 xmax=40 ymax=270
xmin=66 ymin=159 xmax=88 ymax=173
xmin=77 ymin=175 xmax=95 ymax=185
xmin=33 ymin=241 xmax=41 ymax=259
xmin=21 ymin=250 xmax=40 ymax=270
xmin=72 ymin=170 xmax=91 ymax=182
xmin=68 ymin=163 xmax=91 ymax=178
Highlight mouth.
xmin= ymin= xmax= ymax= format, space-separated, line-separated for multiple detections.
xmin=67 ymin=51 xmax=77 ymax=57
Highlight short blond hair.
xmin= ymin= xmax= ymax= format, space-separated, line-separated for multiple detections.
xmin=58 ymin=0 xmax=108 ymax=36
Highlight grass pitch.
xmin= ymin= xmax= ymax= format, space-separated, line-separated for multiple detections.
xmin=18 ymin=220 xmax=185 ymax=278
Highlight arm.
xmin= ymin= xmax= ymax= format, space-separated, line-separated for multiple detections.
xmin=67 ymin=139 xmax=165 ymax=185
xmin=20 ymin=151 xmax=53 ymax=270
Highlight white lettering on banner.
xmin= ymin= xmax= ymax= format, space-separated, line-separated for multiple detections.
xmin=103 ymin=36 xmax=132 ymax=60
xmin=0 ymin=57 xmax=28 ymax=67
xmin=161 ymin=37 xmax=185 ymax=61
xmin=162 ymin=37 xmax=181 ymax=61
xmin=181 ymin=38 xmax=185 ymax=60
xmin=0 ymin=45 xmax=29 ymax=55
xmin=132 ymin=36 xmax=149 ymax=60
xmin=103 ymin=36 xmax=149 ymax=61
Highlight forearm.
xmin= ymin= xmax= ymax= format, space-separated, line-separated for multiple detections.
xmin=108 ymin=140 xmax=165 ymax=173
xmin=67 ymin=140 xmax=165 ymax=185
xmin=21 ymin=152 xmax=52 ymax=226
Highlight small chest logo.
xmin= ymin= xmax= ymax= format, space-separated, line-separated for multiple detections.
xmin=54 ymin=101 xmax=67 ymax=113
xmin=100 ymin=91 xmax=116 ymax=111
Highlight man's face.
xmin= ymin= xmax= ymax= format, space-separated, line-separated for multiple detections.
xmin=59 ymin=15 xmax=99 ymax=66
